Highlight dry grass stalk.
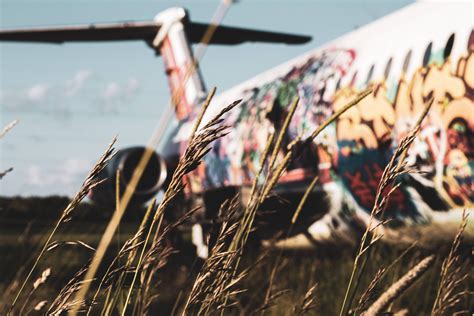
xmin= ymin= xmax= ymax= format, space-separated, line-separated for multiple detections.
xmin=261 ymin=89 xmax=373 ymax=205
xmin=0 ymin=119 xmax=18 ymax=139
xmin=267 ymin=97 xmax=300 ymax=174
xmin=355 ymin=242 xmax=418 ymax=314
xmin=356 ymin=267 xmax=385 ymax=313
xmin=47 ymin=265 xmax=91 ymax=315
xmin=131 ymin=208 xmax=197 ymax=315
xmin=192 ymin=89 xmax=373 ymax=314
xmin=235 ymin=98 xmax=300 ymax=252
xmin=75 ymin=33 xmax=221 ymax=305
xmin=431 ymin=210 xmax=470 ymax=316
xmin=393 ymin=308 xmax=408 ymax=316
xmin=7 ymin=87 xmax=371 ymax=315
xmin=46 ymin=240 xmax=95 ymax=252
xmin=18 ymin=268 xmax=51 ymax=315
xmin=120 ymin=203 xmax=172 ymax=316
xmin=309 ymin=90 xmax=372 ymax=141
xmin=0 ymin=167 xmax=13 ymax=179
xmin=73 ymin=150 xmax=157 ymax=314
xmin=33 ymin=268 xmax=51 ymax=289
xmin=189 ymin=86 xmax=216 ymax=140
xmin=260 ymin=89 xmax=372 ymax=246
xmin=254 ymin=288 xmax=290 ymax=315
xmin=193 ymin=207 xmax=273 ymax=315
xmin=7 ymin=137 xmax=117 ymax=315
xmin=114 ymin=94 xmax=241 ymax=315
xmin=119 ymin=201 xmax=161 ymax=316
xmin=219 ymin=90 xmax=368 ymax=316
xmin=71 ymin=89 xmax=238 ymax=314
xmin=138 ymin=246 xmax=175 ymax=314
xmin=73 ymin=11 xmax=234 ymax=311
xmin=260 ymin=257 xmax=287 ymax=316
xmin=233 ymin=129 xmax=283 ymax=253
xmin=195 ymin=89 xmax=372 ymax=314
xmin=182 ymin=197 xmax=242 ymax=314
xmin=211 ymin=110 xmax=294 ymax=314
xmin=339 ymin=97 xmax=433 ymax=316
xmin=0 ymin=120 xmax=17 ymax=180
xmin=363 ymin=255 xmax=435 ymax=316
xmin=32 ymin=300 xmax=48 ymax=312
xmin=86 ymin=199 xmax=155 ymax=316
xmin=292 ymin=175 xmax=319 ymax=224
xmin=261 ymin=174 xmax=318 ymax=315
xmin=293 ymin=283 xmax=318 ymax=316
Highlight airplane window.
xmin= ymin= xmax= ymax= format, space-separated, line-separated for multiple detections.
xmin=384 ymin=57 xmax=393 ymax=79
xmin=403 ymin=50 xmax=412 ymax=73
xmin=365 ymin=64 xmax=375 ymax=85
xmin=444 ymin=33 xmax=455 ymax=59
xmin=336 ymin=77 xmax=342 ymax=91
xmin=350 ymin=71 xmax=358 ymax=87
xmin=423 ymin=42 xmax=433 ymax=67
xmin=469 ymin=30 xmax=474 ymax=51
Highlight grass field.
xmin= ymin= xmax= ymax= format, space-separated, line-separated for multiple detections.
xmin=0 ymin=196 xmax=472 ymax=315
xmin=1 ymin=93 xmax=472 ymax=315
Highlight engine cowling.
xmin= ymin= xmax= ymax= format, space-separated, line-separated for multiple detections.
xmin=89 ymin=146 xmax=168 ymax=207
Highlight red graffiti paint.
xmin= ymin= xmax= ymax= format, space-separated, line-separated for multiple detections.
xmin=345 ymin=163 xmax=406 ymax=212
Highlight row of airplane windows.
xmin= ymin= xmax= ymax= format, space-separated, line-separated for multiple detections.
xmin=357 ymin=32 xmax=457 ymax=86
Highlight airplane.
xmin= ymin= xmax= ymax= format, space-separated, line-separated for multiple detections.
xmin=0 ymin=1 xmax=473 ymax=257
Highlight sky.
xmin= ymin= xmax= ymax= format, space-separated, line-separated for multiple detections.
xmin=0 ymin=0 xmax=413 ymax=196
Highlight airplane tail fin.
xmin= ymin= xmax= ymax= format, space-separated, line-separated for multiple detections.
xmin=0 ymin=7 xmax=311 ymax=120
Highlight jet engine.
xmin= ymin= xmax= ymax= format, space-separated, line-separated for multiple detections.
xmin=89 ymin=146 xmax=168 ymax=207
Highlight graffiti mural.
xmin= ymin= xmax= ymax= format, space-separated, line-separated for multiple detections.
xmin=181 ymin=30 xmax=474 ymax=228
xmin=334 ymin=31 xmax=474 ymax=220
xmin=394 ymin=32 xmax=474 ymax=210
xmin=203 ymin=48 xmax=357 ymax=186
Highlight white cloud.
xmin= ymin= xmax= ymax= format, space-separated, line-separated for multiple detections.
xmin=101 ymin=78 xmax=141 ymax=112
xmin=65 ymin=69 xmax=92 ymax=97
xmin=27 ymin=84 xmax=49 ymax=102
xmin=125 ymin=78 xmax=140 ymax=95
xmin=103 ymin=82 xmax=120 ymax=100
xmin=4 ymin=74 xmax=141 ymax=115
xmin=61 ymin=158 xmax=90 ymax=175
xmin=26 ymin=158 xmax=91 ymax=188
xmin=103 ymin=78 xmax=140 ymax=101
xmin=27 ymin=165 xmax=43 ymax=186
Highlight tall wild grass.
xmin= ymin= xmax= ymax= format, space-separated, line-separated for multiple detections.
xmin=0 ymin=90 xmax=472 ymax=315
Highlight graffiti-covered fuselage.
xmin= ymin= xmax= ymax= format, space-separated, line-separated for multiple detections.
xmin=168 ymin=1 xmax=474 ymax=246
xmin=1 ymin=1 xmax=472 ymax=247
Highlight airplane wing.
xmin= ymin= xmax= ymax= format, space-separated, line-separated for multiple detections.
xmin=0 ymin=21 xmax=311 ymax=45
xmin=186 ymin=22 xmax=312 ymax=45
xmin=0 ymin=21 xmax=163 ymax=43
